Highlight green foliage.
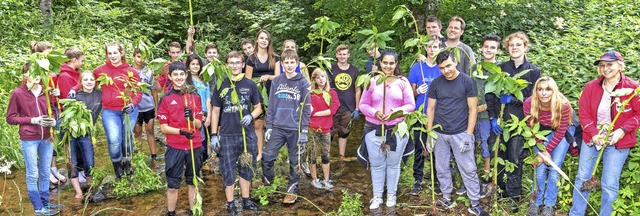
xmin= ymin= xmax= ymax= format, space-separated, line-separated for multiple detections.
xmin=253 ymin=176 xmax=285 ymax=206
xmin=336 ymin=190 xmax=363 ymax=216
xmin=0 ymin=91 xmax=23 ymax=168
xmin=110 ymin=153 xmax=163 ymax=198
xmin=59 ymin=99 xmax=95 ymax=138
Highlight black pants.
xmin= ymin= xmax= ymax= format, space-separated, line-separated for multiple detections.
xmin=489 ymin=133 xmax=527 ymax=199
xmin=412 ymin=125 xmax=437 ymax=183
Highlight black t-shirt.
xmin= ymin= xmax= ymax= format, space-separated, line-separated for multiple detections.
xmin=330 ymin=64 xmax=359 ymax=112
xmin=246 ymin=54 xmax=280 ymax=94
xmin=428 ymin=73 xmax=478 ymax=135
xmin=76 ymin=90 xmax=103 ymax=125
xmin=211 ymin=77 xmax=262 ymax=135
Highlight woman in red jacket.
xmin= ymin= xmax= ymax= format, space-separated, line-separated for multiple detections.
xmin=95 ymin=42 xmax=142 ymax=178
xmin=307 ymin=68 xmax=340 ymax=190
xmin=570 ymin=51 xmax=640 ymax=216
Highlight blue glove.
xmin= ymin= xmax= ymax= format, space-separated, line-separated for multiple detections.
xmin=123 ymin=104 xmax=135 ymax=114
xmin=210 ymin=134 xmax=220 ymax=156
xmin=499 ymin=94 xmax=513 ymax=104
xmin=491 ymin=119 xmax=502 ymax=135
xmin=298 ymin=131 xmax=308 ymax=144
xmin=351 ymin=110 xmax=361 ymax=121
xmin=240 ymin=114 xmax=253 ymax=127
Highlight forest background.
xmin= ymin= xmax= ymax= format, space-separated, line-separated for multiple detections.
xmin=1 ymin=0 xmax=640 ymax=214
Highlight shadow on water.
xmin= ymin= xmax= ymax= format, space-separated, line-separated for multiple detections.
xmin=0 ymin=118 xmax=450 ymax=215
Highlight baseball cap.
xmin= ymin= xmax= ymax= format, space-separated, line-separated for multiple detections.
xmin=594 ymin=50 xmax=624 ymax=66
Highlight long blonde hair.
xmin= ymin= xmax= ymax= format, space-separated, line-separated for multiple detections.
xmin=530 ymin=76 xmax=571 ymax=129
xmin=311 ymin=68 xmax=330 ymax=92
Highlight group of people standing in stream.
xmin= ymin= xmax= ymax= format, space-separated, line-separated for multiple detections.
xmin=6 ymin=15 xmax=639 ymax=216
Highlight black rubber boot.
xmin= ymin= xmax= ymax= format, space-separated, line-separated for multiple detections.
xmin=113 ymin=162 xmax=124 ymax=178
xmin=122 ymin=160 xmax=134 ymax=176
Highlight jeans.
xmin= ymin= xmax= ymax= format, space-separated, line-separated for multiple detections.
xmin=532 ymin=127 xmax=573 ymax=207
xmin=102 ymin=108 xmax=138 ymax=162
xmin=21 ymin=139 xmax=53 ymax=210
xmin=569 ymin=141 xmax=630 ymax=216
xmin=365 ymin=129 xmax=409 ymax=198
xmin=475 ymin=120 xmax=491 ymax=158
xmin=262 ymin=128 xmax=301 ymax=193
xmin=70 ymin=135 xmax=95 ymax=178
xmin=434 ymin=132 xmax=482 ymax=205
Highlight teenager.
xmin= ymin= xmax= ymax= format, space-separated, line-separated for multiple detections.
xmin=424 ymin=16 xmax=447 ymax=43
xmin=186 ymin=54 xmax=211 ymax=164
xmin=262 ymin=49 xmax=310 ymax=204
xmin=274 ymin=40 xmax=310 ymax=83
xmin=329 ymin=44 xmax=361 ymax=165
xmin=69 ymin=71 xmax=102 ymax=199
xmin=358 ymin=50 xmax=415 ymax=209
xmin=7 ymin=60 xmax=61 ymax=215
xmin=365 ymin=47 xmax=381 ymax=73
xmin=210 ymin=51 xmax=262 ymax=214
xmin=308 ymin=68 xmax=340 ymax=190
xmin=427 ymin=50 xmax=487 ymax=216
xmin=471 ymin=34 xmax=501 ymax=191
xmin=95 ymin=42 xmax=142 ymax=178
xmin=132 ymin=49 xmax=159 ymax=162
xmin=158 ymin=42 xmax=183 ymax=93
xmin=485 ymin=32 xmax=541 ymax=211
xmin=245 ymin=29 xmax=280 ymax=161
xmin=524 ymin=77 xmax=573 ymax=216
xmin=407 ymin=35 xmax=442 ymax=195
xmin=445 ymin=16 xmax=476 ymax=75
xmin=570 ymin=51 xmax=640 ymax=216
xmin=241 ymin=39 xmax=255 ymax=57
xmin=157 ymin=62 xmax=203 ymax=216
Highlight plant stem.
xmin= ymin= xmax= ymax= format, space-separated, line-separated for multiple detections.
xmin=188 ymin=0 xmax=193 ymax=26
xmin=183 ymin=94 xmax=200 ymax=214
xmin=491 ymin=104 xmax=506 ymax=185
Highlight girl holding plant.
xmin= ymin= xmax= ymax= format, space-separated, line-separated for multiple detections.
xmin=523 ymin=76 xmax=573 ymax=216
xmin=187 ymin=54 xmax=212 ymax=162
xmin=95 ymin=42 xmax=142 ymax=178
xmin=68 ymin=71 xmax=102 ymax=199
xmin=6 ymin=63 xmax=60 ymax=215
xmin=570 ymin=51 xmax=640 ymax=216
xmin=357 ymin=50 xmax=415 ymax=209
xmin=210 ymin=51 xmax=262 ymax=214
xmin=245 ymin=29 xmax=280 ymax=161
xmin=308 ymin=68 xmax=340 ymax=190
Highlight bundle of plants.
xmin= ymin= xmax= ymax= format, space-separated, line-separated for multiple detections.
xmin=59 ymin=99 xmax=95 ymax=178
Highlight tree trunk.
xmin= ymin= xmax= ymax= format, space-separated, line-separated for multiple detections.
xmin=40 ymin=0 xmax=52 ymax=29
xmin=415 ymin=0 xmax=440 ymax=33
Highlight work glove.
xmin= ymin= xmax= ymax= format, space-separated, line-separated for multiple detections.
xmin=490 ymin=119 xmax=502 ymax=135
xmin=184 ymin=107 xmax=194 ymax=122
xmin=31 ymin=116 xmax=46 ymax=126
xmin=298 ymin=130 xmax=308 ymax=144
xmin=240 ymin=114 xmax=253 ymax=127
xmin=351 ymin=110 xmax=361 ymax=121
xmin=416 ymin=83 xmax=429 ymax=94
xmin=41 ymin=117 xmax=56 ymax=127
xmin=67 ymin=89 xmax=76 ymax=99
xmin=459 ymin=133 xmax=475 ymax=153
xmin=210 ymin=134 xmax=220 ymax=156
xmin=499 ymin=94 xmax=513 ymax=104
xmin=50 ymin=88 xmax=60 ymax=97
xmin=264 ymin=129 xmax=272 ymax=143
xmin=298 ymin=144 xmax=306 ymax=156
xmin=426 ymin=136 xmax=436 ymax=153
xmin=179 ymin=128 xmax=194 ymax=139
xmin=122 ymin=104 xmax=135 ymax=114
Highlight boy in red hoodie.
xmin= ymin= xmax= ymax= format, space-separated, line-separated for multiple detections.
xmin=157 ymin=61 xmax=203 ymax=216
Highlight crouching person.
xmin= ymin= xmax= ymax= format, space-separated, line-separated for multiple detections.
xmin=157 ymin=62 xmax=204 ymax=216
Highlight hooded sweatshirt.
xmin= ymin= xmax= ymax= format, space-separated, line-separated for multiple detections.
xmin=6 ymin=84 xmax=53 ymax=140
xmin=266 ymin=73 xmax=311 ymax=132
xmin=92 ymin=61 xmax=142 ymax=110
xmin=58 ymin=63 xmax=79 ymax=99
xmin=309 ymin=88 xmax=340 ymax=133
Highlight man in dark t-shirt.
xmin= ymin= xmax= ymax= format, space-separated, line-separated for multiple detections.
xmin=329 ymin=44 xmax=361 ymax=164
xmin=426 ymin=50 xmax=487 ymax=215
xmin=210 ymin=51 xmax=262 ymax=214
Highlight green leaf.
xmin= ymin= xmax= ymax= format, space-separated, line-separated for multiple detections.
xmin=358 ymin=29 xmax=374 ymax=35
xmin=321 ymin=91 xmax=331 ymax=106
xmin=513 ymin=69 xmax=531 ymax=79
xmin=219 ymin=87 xmax=230 ymax=98
xmin=536 ymin=143 xmax=547 ymax=152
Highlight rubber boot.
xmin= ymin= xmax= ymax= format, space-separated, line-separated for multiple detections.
xmin=113 ymin=162 xmax=124 ymax=178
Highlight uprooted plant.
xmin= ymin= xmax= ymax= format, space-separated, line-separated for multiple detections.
xmin=58 ymin=99 xmax=95 ymax=180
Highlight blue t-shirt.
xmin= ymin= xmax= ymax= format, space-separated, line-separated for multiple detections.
xmin=192 ymin=78 xmax=210 ymax=113
xmin=407 ymin=61 xmax=441 ymax=113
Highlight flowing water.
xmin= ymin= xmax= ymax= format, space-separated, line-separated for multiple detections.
xmin=0 ymin=119 xmax=467 ymax=215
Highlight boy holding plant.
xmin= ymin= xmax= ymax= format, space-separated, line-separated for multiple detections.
xmin=426 ymin=50 xmax=487 ymax=216
xmin=210 ymin=51 xmax=262 ymax=214
xmin=157 ymin=42 xmax=183 ymax=93
xmin=157 ymin=62 xmax=203 ymax=216
xmin=262 ymin=49 xmax=311 ymax=204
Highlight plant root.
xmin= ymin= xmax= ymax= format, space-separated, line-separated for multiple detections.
xmin=530 ymin=189 xmax=540 ymax=202
xmin=485 ymin=183 xmax=498 ymax=198
xmin=581 ymin=177 xmax=601 ymax=192
xmin=380 ymin=143 xmax=390 ymax=156
xmin=239 ymin=152 xmax=253 ymax=168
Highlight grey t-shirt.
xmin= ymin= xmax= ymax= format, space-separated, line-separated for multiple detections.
xmin=448 ymin=41 xmax=476 ymax=76
xmin=429 ymin=73 xmax=478 ymax=135
xmin=137 ymin=67 xmax=156 ymax=112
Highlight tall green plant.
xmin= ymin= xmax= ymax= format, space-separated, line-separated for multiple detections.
xmin=307 ymin=16 xmax=340 ymax=73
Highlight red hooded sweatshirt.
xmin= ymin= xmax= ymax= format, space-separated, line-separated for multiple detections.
xmin=309 ymin=89 xmax=340 ymax=133
xmin=58 ymin=63 xmax=79 ymax=99
xmin=93 ymin=61 xmax=142 ymax=110
xmin=6 ymin=84 xmax=54 ymax=140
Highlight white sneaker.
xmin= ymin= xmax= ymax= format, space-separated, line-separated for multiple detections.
xmin=78 ymin=171 xmax=86 ymax=185
xmin=386 ymin=195 xmax=396 ymax=207
xmin=369 ymin=197 xmax=383 ymax=209
xmin=322 ymin=180 xmax=334 ymax=190
xmin=302 ymin=162 xmax=311 ymax=175
xmin=310 ymin=179 xmax=324 ymax=189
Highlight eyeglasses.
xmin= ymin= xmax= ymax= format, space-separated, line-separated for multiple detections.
xmin=227 ymin=61 xmax=243 ymax=66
